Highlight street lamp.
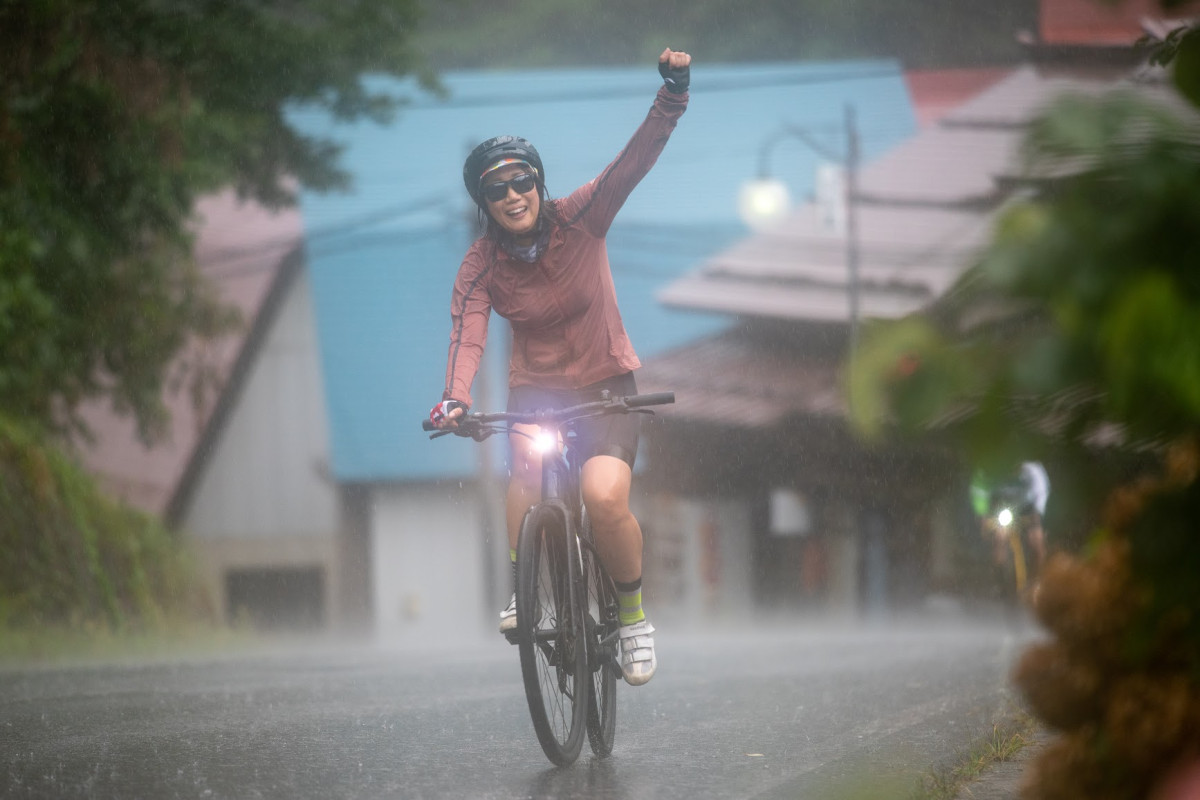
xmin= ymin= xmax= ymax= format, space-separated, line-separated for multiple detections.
xmin=739 ymin=105 xmax=862 ymax=350
xmin=737 ymin=176 xmax=790 ymax=228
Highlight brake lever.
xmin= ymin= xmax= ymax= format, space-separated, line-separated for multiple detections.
xmin=448 ymin=420 xmax=498 ymax=443
xmin=428 ymin=420 xmax=483 ymax=440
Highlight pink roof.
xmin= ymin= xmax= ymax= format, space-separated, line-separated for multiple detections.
xmin=73 ymin=191 xmax=302 ymax=515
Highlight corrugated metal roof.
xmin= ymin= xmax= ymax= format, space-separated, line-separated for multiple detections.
xmin=636 ymin=327 xmax=845 ymax=429
xmin=658 ymin=65 xmax=1190 ymax=326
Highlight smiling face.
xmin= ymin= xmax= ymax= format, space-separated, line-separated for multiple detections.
xmin=482 ymin=164 xmax=541 ymax=239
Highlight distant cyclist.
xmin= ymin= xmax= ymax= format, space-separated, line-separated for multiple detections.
xmin=428 ymin=48 xmax=693 ymax=687
xmin=970 ymin=461 xmax=1050 ymax=581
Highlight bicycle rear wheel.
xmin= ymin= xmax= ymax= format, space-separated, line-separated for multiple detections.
xmin=516 ymin=503 xmax=588 ymax=766
xmin=582 ymin=522 xmax=619 ymax=757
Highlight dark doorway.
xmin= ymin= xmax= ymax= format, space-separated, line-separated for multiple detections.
xmin=225 ymin=567 xmax=325 ymax=631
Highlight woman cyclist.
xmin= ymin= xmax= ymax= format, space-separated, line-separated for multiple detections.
xmin=429 ymin=48 xmax=692 ymax=687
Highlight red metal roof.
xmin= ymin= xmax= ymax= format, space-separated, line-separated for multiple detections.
xmin=1039 ymin=0 xmax=1199 ymax=45
xmin=904 ymin=68 xmax=1013 ymax=128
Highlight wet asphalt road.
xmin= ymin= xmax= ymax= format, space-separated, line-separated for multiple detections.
xmin=2 ymin=619 xmax=1035 ymax=799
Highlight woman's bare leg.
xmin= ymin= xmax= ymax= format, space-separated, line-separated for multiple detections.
xmin=581 ymin=454 xmax=641 ymax=584
xmin=583 ymin=453 xmax=656 ymax=685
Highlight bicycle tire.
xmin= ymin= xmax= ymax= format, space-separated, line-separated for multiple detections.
xmin=516 ymin=503 xmax=588 ymax=766
xmin=582 ymin=518 xmax=619 ymax=757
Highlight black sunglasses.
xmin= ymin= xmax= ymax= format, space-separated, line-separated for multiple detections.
xmin=481 ymin=172 xmax=537 ymax=202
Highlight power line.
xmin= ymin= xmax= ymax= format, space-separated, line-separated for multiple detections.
xmin=390 ymin=66 xmax=905 ymax=110
xmin=202 ymin=191 xmax=458 ymax=277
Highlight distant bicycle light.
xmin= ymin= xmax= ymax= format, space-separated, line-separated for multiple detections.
xmin=997 ymin=507 xmax=1014 ymax=528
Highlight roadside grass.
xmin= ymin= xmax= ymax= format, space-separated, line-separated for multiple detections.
xmin=0 ymin=620 xmax=260 ymax=668
xmin=766 ymin=701 xmax=1042 ymax=800
xmin=911 ymin=708 xmax=1039 ymax=800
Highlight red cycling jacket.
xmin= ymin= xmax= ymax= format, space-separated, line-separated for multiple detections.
xmin=442 ymin=85 xmax=689 ymax=407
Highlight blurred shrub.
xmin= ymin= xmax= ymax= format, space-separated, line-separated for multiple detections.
xmin=0 ymin=414 xmax=205 ymax=632
xmin=847 ymin=9 xmax=1200 ymax=798
xmin=1012 ymin=448 xmax=1200 ymax=799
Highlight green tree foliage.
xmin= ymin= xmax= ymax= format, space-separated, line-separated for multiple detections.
xmin=0 ymin=0 xmax=431 ymax=443
xmin=850 ymin=89 xmax=1200 ymax=458
xmin=849 ymin=18 xmax=1200 ymax=494
xmin=417 ymin=0 xmax=1037 ymax=70
xmin=848 ymin=12 xmax=1200 ymax=798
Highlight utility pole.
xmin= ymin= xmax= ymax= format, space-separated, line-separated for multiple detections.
xmin=460 ymin=176 xmax=507 ymax=628
xmin=746 ymin=107 xmax=862 ymax=352
xmin=844 ymin=104 xmax=861 ymax=354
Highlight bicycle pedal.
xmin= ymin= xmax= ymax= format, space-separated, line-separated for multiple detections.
xmin=503 ymin=629 xmax=519 ymax=646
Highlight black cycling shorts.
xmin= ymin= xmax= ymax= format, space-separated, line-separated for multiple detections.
xmin=507 ymin=372 xmax=640 ymax=469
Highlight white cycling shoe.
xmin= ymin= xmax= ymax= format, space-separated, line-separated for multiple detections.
xmin=499 ymin=594 xmax=517 ymax=634
xmin=618 ymin=619 xmax=657 ymax=686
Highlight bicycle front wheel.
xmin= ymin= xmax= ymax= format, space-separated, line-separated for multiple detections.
xmin=516 ymin=503 xmax=588 ymax=766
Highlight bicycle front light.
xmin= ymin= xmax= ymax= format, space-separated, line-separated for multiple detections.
xmin=534 ymin=429 xmax=558 ymax=453
xmin=997 ymin=507 xmax=1014 ymax=528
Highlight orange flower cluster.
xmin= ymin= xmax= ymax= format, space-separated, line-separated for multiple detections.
xmin=1012 ymin=439 xmax=1200 ymax=800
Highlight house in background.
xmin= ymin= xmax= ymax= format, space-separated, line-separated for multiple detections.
xmin=290 ymin=60 xmax=921 ymax=642
xmin=76 ymin=192 xmax=302 ymax=517
xmin=77 ymin=59 xmax=925 ymax=641
xmin=84 ymin=26 xmax=1173 ymax=637
xmin=74 ymin=0 xmax=1200 ymax=642
xmin=635 ymin=0 xmax=1200 ymax=620
xmin=71 ymin=194 xmax=335 ymax=630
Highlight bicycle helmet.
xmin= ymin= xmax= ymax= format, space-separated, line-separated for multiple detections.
xmin=462 ymin=135 xmax=544 ymax=206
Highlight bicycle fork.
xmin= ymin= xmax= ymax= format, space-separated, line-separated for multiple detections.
xmin=1008 ymin=529 xmax=1028 ymax=597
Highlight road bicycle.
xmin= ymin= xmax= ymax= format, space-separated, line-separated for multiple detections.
xmin=424 ymin=390 xmax=674 ymax=765
xmin=981 ymin=486 xmax=1038 ymax=607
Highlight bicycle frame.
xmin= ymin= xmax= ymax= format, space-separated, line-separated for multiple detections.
xmin=985 ymin=513 xmax=1029 ymax=597
xmin=541 ymin=422 xmax=591 ymax=562
xmin=536 ymin=423 xmax=571 ymax=501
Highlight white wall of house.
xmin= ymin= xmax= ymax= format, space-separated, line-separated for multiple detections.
xmin=368 ymin=485 xmax=759 ymax=643
xmin=370 ymin=483 xmax=504 ymax=645
xmin=180 ymin=268 xmax=339 ymax=624
xmin=640 ymin=493 xmax=755 ymax=627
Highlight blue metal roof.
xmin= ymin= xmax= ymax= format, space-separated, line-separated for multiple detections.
xmin=288 ymin=60 xmax=917 ymax=482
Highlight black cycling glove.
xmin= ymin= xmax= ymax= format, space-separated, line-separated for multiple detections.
xmin=658 ymin=60 xmax=690 ymax=94
xmin=429 ymin=399 xmax=467 ymax=427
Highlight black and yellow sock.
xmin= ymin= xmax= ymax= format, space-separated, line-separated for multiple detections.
xmin=615 ymin=577 xmax=645 ymax=626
